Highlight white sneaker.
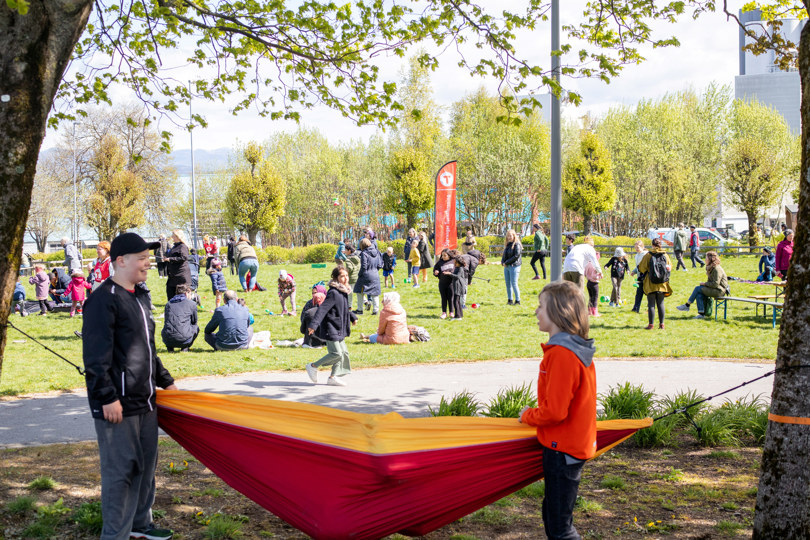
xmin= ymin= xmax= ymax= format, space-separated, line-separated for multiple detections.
xmin=305 ymin=363 xmax=318 ymax=383
xmin=327 ymin=376 xmax=347 ymax=387
xmin=676 ymin=304 xmax=690 ymax=312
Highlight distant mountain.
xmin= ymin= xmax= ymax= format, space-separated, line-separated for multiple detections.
xmin=170 ymin=148 xmax=232 ymax=175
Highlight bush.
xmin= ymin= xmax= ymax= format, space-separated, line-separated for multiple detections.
xmin=303 ymin=243 xmax=337 ymax=263
xmin=482 ymin=383 xmax=536 ymax=418
xmin=28 ymin=476 xmax=56 ymax=491
xmin=633 ymin=414 xmax=678 ymax=448
xmin=428 ymin=390 xmax=481 ymax=417
xmin=289 ymin=246 xmax=308 ymax=264
xmin=263 ymin=246 xmax=291 ymax=264
xmin=379 ymin=239 xmax=406 ymax=260
xmin=599 ymin=382 xmax=655 ymax=420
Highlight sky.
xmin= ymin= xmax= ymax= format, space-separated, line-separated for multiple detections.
xmin=42 ymin=1 xmax=750 ymax=152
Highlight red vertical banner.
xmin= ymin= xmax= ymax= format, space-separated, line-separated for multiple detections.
xmin=434 ymin=161 xmax=458 ymax=257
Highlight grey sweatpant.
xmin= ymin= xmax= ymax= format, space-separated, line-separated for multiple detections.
xmin=312 ymin=340 xmax=352 ymax=377
xmin=94 ymin=410 xmax=159 ymax=540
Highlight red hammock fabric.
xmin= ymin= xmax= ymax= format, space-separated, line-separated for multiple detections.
xmin=157 ymin=391 xmax=650 ymax=540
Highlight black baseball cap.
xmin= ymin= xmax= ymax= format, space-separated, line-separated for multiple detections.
xmin=110 ymin=233 xmax=161 ymax=261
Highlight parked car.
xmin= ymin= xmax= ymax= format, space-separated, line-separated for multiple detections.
xmin=647 ymin=227 xmax=726 ymax=247
xmin=562 ymin=230 xmax=610 ymax=239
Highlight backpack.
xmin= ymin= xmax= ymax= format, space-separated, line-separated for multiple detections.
xmin=408 ymin=325 xmax=431 ymax=342
xmin=648 ymin=252 xmax=670 ymax=284
xmin=613 ymin=259 xmax=626 ymax=279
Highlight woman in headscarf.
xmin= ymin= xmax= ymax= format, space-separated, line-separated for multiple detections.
xmin=361 ymin=292 xmax=410 ymax=344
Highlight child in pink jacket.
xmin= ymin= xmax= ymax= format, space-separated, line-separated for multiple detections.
xmin=28 ymin=264 xmax=52 ymax=316
xmin=66 ymin=269 xmax=92 ymax=317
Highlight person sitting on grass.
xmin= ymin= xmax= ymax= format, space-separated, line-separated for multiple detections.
xmin=204 ymin=290 xmax=253 ymax=351
xmin=757 ymin=247 xmax=776 ymax=282
xmin=520 ymin=280 xmax=596 ymax=540
xmin=49 ymin=267 xmax=71 ymax=303
xmin=361 ymin=292 xmax=410 ymax=344
xmin=13 ymin=279 xmax=28 ymax=317
xmin=676 ymin=251 xmax=728 ymax=320
xmin=162 ymin=284 xmax=199 ymax=353
xmin=300 ymin=292 xmax=327 ymax=348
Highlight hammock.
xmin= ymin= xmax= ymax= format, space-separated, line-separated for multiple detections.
xmin=156 ymin=390 xmax=651 ymax=540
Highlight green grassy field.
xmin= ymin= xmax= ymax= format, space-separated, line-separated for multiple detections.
xmin=2 ymin=255 xmax=779 ymax=396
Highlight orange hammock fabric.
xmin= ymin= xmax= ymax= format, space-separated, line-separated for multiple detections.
xmin=156 ymin=390 xmax=651 ymax=540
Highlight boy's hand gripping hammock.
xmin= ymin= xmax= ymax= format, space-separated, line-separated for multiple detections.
xmin=157 ymin=390 xmax=650 ymax=540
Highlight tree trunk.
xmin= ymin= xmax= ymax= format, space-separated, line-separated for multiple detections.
xmin=247 ymin=229 xmax=258 ymax=247
xmin=0 ymin=0 xmax=92 ymax=381
xmin=753 ymin=16 xmax=810 ymax=538
xmin=582 ymin=214 xmax=592 ymax=236
xmin=746 ymin=209 xmax=759 ymax=248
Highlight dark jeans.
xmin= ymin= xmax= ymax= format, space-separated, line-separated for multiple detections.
xmin=632 ymin=278 xmax=644 ymax=311
xmin=647 ymin=291 xmax=666 ymax=325
xmin=690 ymin=248 xmax=705 ymax=268
xmin=156 ymin=261 xmax=167 ymax=277
xmin=586 ymin=280 xmax=598 ymax=309
xmin=530 ymin=251 xmax=547 ymax=279
xmin=228 ymin=258 xmax=236 ymax=275
xmin=542 ymin=447 xmax=584 ymax=540
xmin=687 ymin=285 xmax=706 ymax=314
xmin=163 ymin=329 xmax=199 ymax=351
xmin=438 ymin=276 xmax=453 ymax=313
xmin=204 ymin=327 xmax=253 ymax=351
xmin=674 ymin=250 xmax=686 ymax=271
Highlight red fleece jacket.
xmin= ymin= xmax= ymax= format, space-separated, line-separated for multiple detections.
xmin=520 ymin=343 xmax=597 ymax=460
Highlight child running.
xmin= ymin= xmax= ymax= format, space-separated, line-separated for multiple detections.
xmin=520 ymin=280 xmax=596 ymax=540
xmin=603 ymin=247 xmax=629 ymax=307
xmin=306 ymin=266 xmax=358 ymax=387
xmin=382 ymin=246 xmax=397 ymax=289
xmin=66 ymin=269 xmax=92 ymax=317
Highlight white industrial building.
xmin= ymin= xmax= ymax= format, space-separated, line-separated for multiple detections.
xmin=708 ymin=9 xmax=801 ymax=234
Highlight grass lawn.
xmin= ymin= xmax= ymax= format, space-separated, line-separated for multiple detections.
xmin=2 ymin=254 xmax=779 ymax=396
xmin=0 ymin=437 xmax=761 ymax=538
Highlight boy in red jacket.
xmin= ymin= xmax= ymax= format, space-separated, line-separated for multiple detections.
xmin=521 ymin=280 xmax=597 ymax=540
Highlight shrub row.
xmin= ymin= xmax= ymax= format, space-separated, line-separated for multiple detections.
xmin=430 ymin=382 xmax=770 ymax=448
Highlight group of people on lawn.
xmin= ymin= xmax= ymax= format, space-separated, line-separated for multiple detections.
xmin=74 ymin=221 xmax=799 ymax=540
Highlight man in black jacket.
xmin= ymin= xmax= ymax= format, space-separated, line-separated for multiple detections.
xmin=83 ymin=232 xmax=178 ymax=540
xmin=162 ymin=284 xmax=199 ymax=352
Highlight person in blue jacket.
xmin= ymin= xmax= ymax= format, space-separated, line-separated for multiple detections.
xmin=13 ymin=280 xmax=27 ymax=317
xmin=756 ymin=247 xmax=776 ymax=282
xmin=204 ymin=290 xmax=253 ymax=350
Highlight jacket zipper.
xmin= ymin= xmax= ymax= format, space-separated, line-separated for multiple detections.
xmin=137 ymin=299 xmax=155 ymax=411
xmin=121 ymin=372 xmax=125 ymax=396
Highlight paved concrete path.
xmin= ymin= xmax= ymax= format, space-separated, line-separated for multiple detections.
xmin=0 ymin=359 xmax=775 ymax=448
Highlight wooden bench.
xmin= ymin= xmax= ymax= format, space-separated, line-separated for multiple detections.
xmin=748 ymin=295 xmax=780 ymax=319
xmin=715 ymin=296 xmax=783 ymax=328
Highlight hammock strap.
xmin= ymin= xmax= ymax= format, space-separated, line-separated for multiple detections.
xmin=653 ymin=364 xmax=810 ymax=423
xmin=3 ymin=320 xmax=86 ymax=376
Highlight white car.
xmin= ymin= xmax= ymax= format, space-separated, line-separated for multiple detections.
xmin=647 ymin=228 xmax=726 ymax=247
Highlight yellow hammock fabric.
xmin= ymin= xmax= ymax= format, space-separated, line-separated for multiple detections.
xmin=157 ymin=390 xmax=652 ymax=540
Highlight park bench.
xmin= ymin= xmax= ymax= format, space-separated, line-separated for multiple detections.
xmin=748 ymin=295 xmax=780 ymax=318
xmin=714 ymin=296 xmax=783 ymax=329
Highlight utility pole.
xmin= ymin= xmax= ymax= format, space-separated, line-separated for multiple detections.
xmin=550 ymin=0 xmax=563 ymax=281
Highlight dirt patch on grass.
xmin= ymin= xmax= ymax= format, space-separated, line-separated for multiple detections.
xmin=1 ymin=436 xmax=759 ymax=539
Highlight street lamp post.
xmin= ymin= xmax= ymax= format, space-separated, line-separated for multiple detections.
xmin=72 ymin=122 xmax=78 ymax=246
xmin=189 ymin=81 xmax=199 ymax=252
xmin=550 ymin=0 xmax=563 ymax=281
